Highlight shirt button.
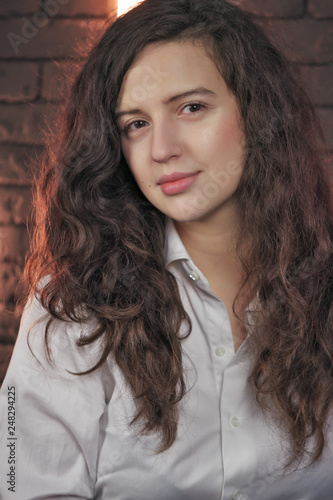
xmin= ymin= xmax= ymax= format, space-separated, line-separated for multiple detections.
xmin=215 ymin=346 xmax=226 ymax=357
xmin=188 ymin=270 xmax=199 ymax=281
xmin=230 ymin=416 xmax=240 ymax=428
xmin=231 ymin=489 xmax=242 ymax=500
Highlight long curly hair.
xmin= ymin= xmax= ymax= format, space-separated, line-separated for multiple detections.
xmin=26 ymin=0 xmax=333 ymax=464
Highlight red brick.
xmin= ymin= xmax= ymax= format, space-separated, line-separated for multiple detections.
xmin=0 ymin=18 xmax=104 ymax=59
xmin=0 ymin=226 xmax=29 ymax=264
xmin=239 ymin=0 xmax=304 ymax=18
xmin=0 ymin=103 xmax=53 ymax=145
xmin=0 ymin=145 xmax=41 ymax=185
xmin=0 ymin=187 xmax=31 ymax=225
xmin=0 ymin=344 xmax=14 ymax=384
xmin=42 ymin=60 xmax=76 ymax=101
xmin=0 ymin=0 xmax=39 ymax=16
xmin=317 ymin=108 xmax=333 ymax=150
xmin=0 ymin=62 xmax=39 ymax=103
xmin=267 ymin=20 xmax=333 ymax=64
xmin=300 ymin=66 xmax=333 ymax=107
xmin=0 ymin=262 xmax=24 ymax=302
xmin=45 ymin=0 xmax=116 ymax=17
xmin=308 ymin=0 xmax=333 ymax=18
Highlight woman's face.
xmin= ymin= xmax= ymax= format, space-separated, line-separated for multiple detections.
xmin=116 ymin=40 xmax=245 ymax=223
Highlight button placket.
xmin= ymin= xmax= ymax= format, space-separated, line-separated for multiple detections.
xmin=188 ymin=270 xmax=200 ymax=281
xmin=230 ymin=416 xmax=240 ymax=428
xmin=215 ymin=346 xmax=226 ymax=357
xmin=231 ymin=489 xmax=242 ymax=499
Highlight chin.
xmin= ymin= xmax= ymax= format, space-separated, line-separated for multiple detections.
xmin=161 ymin=199 xmax=213 ymax=223
xmin=169 ymin=211 xmax=207 ymax=224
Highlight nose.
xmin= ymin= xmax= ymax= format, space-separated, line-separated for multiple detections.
xmin=150 ymin=117 xmax=182 ymax=164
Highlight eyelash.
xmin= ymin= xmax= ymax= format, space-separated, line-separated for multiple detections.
xmin=182 ymin=103 xmax=205 ymax=114
xmin=121 ymin=102 xmax=206 ymax=135
xmin=123 ymin=120 xmax=147 ymax=134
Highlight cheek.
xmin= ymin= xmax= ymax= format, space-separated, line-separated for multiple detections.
xmin=200 ymin=118 xmax=245 ymax=192
xmin=121 ymin=144 xmax=141 ymax=182
xmin=121 ymin=139 xmax=132 ymax=167
xmin=195 ymin=115 xmax=244 ymax=161
xmin=124 ymin=155 xmax=151 ymax=191
xmin=122 ymin=140 xmax=148 ymax=176
xmin=216 ymin=119 xmax=244 ymax=151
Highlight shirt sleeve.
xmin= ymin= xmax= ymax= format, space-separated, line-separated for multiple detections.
xmin=0 ymin=295 xmax=113 ymax=500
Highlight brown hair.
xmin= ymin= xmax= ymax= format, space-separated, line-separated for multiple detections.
xmin=26 ymin=0 xmax=333 ymax=464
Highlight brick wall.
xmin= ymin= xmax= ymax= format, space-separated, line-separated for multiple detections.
xmin=239 ymin=0 xmax=333 ymax=167
xmin=0 ymin=0 xmax=117 ymax=382
xmin=0 ymin=0 xmax=332 ymax=383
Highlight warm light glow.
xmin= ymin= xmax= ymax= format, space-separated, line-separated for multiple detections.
xmin=117 ymin=0 xmax=143 ymax=16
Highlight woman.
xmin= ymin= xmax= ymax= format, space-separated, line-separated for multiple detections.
xmin=0 ymin=0 xmax=332 ymax=498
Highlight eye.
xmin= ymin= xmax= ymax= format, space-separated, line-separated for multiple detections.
xmin=123 ymin=120 xmax=148 ymax=134
xmin=181 ymin=103 xmax=205 ymax=114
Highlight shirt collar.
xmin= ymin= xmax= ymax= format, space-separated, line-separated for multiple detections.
xmin=164 ymin=217 xmax=191 ymax=267
xmin=164 ymin=217 xmax=259 ymax=319
xmin=164 ymin=217 xmax=210 ymax=288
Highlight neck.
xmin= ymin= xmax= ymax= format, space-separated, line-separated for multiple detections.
xmin=174 ymin=201 xmax=240 ymax=267
xmin=174 ymin=203 xmax=250 ymax=351
xmin=174 ymin=200 xmax=247 ymax=302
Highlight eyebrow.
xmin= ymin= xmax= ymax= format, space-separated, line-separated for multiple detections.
xmin=115 ymin=87 xmax=217 ymax=120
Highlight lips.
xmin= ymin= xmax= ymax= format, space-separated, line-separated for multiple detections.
xmin=158 ymin=171 xmax=199 ymax=185
xmin=158 ymin=171 xmax=200 ymax=196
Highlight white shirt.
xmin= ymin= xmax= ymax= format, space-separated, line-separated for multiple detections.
xmin=0 ymin=219 xmax=332 ymax=500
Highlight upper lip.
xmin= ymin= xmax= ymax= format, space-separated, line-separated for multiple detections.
xmin=158 ymin=171 xmax=199 ymax=185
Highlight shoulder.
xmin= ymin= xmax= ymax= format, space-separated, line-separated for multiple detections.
xmin=0 ymin=292 xmax=115 ymax=431
xmin=2 ymin=293 xmax=115 ymax=403
xmin=12 ymin=294 xmax=101 ymax=376
xmin=0 ymin=294 xmax=112 ymax=499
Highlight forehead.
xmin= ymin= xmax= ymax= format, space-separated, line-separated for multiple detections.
xmin=117 ymin=40 xmax=225 ymax=108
